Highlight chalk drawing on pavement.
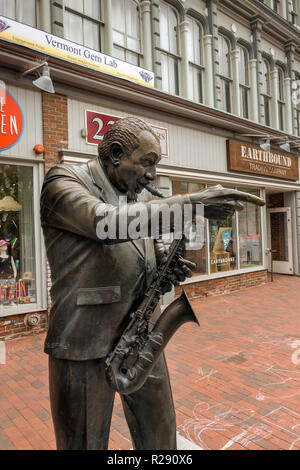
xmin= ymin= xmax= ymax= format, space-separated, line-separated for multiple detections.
xmin=255 ymin=366 xmax=300 ymax=401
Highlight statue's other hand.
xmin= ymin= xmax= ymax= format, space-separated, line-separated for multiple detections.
xmin=203 ymin=200 xmax=244 ymax=220
xmin=189 ymin=185 xmax=265 ymax=221
xmin=159 ymin=254 xmax=196 ymax=293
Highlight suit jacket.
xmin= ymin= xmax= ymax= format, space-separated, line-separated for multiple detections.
xmin=40 ymin=158 xmax=159 ymax=360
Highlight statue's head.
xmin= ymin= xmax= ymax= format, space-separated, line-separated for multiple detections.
xmin=98 ymin=117 xmax=161 ymax=200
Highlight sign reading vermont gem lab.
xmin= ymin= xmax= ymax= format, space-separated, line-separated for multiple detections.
xmin=0 ymin=16 xmax=154 ymax=88
xmin=0 ymin=86 xmax=24 ymax=151
xmin=227 ymin=139 xmax=299 ymax=181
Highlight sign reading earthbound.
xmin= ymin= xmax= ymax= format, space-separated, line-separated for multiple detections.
xmin=86 ymin=111 xmax=168 ymax=157
xmin=227 ymin=139 xmax=299 ymax=181
xmin=0 ymin=16 xmax=154 ymax=88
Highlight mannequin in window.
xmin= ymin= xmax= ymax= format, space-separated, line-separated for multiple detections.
xmin=0 ymin=240 xmax=17 ymax=279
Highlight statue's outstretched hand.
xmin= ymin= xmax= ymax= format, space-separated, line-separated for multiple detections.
xmin=189 ymin=185 xmax=265 ymax=220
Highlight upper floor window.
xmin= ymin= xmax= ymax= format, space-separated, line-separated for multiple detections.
xmin=289 ymin=0 xmax=298 ymax=24
xmin=187 ymin=17 xmax=203 ymax=103
xmin=295 ymin=74 xmax=300 ymax=136
xmin=277 ymin=67 xmax=285 ymax=131
xmin=218 ymin=34 xmax=231 ymax=112
xmin=64 ymin=0 xmax=102 ymax=51
xmin=238 ymin=45 xmax=249 ymax=119
xmin=262 ymin=59 xmax=271 ymax=126
xmin=0 ymin=0 xmax=36 ymax=27
xmin=112 ymin=0 xmax=141 ymax=66
xmin=272 ymin=0 xmax=280 ymax=13
xmin=159 ymin=1 xmax=179 ymax=95
xmin=296 ymin=103 xmax=300 ymax=136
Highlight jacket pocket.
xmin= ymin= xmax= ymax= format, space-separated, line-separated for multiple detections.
xmin=76 ymin=286 xmax=121 ymax=306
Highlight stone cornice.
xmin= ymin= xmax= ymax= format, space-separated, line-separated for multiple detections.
xmin=1 ymin=39 xmax=297 ymax=142
xmin=219 ymin=0 xmax=300 ymax=51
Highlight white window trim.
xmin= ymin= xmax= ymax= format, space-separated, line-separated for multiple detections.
xmin=170 ymin=177 xmax=266 ymax=280
xmin=0 ymin=157 xmax=47 ymax=318
xmin=112 ymin=0 xmax=142 ymax=59
xmin=180 ymin=265 xmax=267 ymax=286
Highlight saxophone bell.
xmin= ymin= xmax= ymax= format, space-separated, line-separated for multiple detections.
xmin=105 ymin=290 xmax=199 ymax=395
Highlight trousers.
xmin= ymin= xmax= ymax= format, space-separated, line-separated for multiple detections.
xmin=48 ymin=353 xmax=177 ymax=450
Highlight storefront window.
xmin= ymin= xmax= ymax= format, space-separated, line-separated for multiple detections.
xmin=238 ymin=187 xmax=262 ymax=268
xmin=172 ymin=180 xmax=207 ymax=276
xmin=209 ymin=214 xmax=237 ymax=273
xmin=0 ymin=164 xmax=36 ymax=308
xmin=172 ymin=180 xmax=262 ymax=277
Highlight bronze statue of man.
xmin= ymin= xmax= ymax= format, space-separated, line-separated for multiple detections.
xmin=40 ymin=116 xmax=264 ymax=450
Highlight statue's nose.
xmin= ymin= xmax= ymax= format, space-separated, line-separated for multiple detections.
xmin=145 ymin=172 xmax=154 ymax=181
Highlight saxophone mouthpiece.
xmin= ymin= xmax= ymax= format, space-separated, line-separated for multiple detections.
xmin=142 ymin=183 xmax=164 ymax=198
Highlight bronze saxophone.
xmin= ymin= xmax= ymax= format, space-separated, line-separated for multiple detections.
xmin=105 ymin=183 xmax=200 ymax=395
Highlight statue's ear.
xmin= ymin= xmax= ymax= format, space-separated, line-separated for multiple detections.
xmin=109 ymin=142 xmax=123 ymax=166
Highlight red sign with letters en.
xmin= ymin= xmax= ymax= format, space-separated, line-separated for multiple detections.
xmin=0 ymin=87 xmax=24 ymax=151
xmin=86 ymin=110 xmax=168 ymax=157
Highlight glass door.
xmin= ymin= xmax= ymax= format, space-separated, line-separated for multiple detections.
xmin=267 ymin=207 xmax=294 ymax=274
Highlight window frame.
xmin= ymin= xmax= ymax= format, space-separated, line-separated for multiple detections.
xmin=262 ymin=58 xmax=272 ymax=126
xmin=0 ymin=157 xmax=47 ymax=317
xmin=0 ymin=0 xmax=38 ymax=27
xmin=272 ymin=0 xmax=280 ymax=14
xmin=158 ymin=0 xmax=180 ymax=96
xmin=64 ymin=0 xmax=104 ymax=52
xmin=112 ymin=0 xmax=142 ymax=66
xmin=170 ymin=179 xmax=264 ymax=282
xmin=186 ymin=16 xmax=205 ymax=104
xmin=296 ymin=103 xmax=300 ymax=137
xmin=289 ymin=0 xmax=298 ymax=24
xmin=277 ymin=66 xmax=286 ymax=131
xmin=217 ymin=34 xmax=232 ymax=113
xmin=238 ymin=45 xmax=250 ymax=119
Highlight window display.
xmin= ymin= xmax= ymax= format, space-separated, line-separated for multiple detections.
xmin=172 ymin=180 xmax=207 ymax=276
xmin=0 ymin=164 xmax=36 ymax=307
xmin=209 ymin=215 xmax=237 ymax=273
xmin=172 ymin=179 xmax=263 ymax=278
xmin=237 ymin=187 xmax=262 ymax=268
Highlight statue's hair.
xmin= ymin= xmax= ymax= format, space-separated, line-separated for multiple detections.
xmin=98 ymin=116 xmax=160 ymax=163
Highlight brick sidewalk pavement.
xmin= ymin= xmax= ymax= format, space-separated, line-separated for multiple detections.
xmin=0 ymin=274 xmax=299 ymax=450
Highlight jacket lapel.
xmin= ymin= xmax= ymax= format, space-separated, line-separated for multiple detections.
xmin=88 ymin=159 xmax=145 ymax=259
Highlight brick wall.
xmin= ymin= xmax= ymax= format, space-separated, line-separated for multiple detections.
xmin=42 ymin=92 xmax=68 ymax=319
xmin=175 ymin=270 xmax=268 ymax=300
xmin=42 ymin=92 xmax=68 ymax=169
xmin=0 ymin=312 xmax=48 ymax=342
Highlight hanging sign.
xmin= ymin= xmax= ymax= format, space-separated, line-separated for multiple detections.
xmin=227 ymin=139 xmax=299 ymax=181
xmin=86 ymin=111 xmax=168 ymax=157
xmin=0 ymin=16 xmax=154 ymax=88
xmin=0 ymin=86 xmax=24 ymax=151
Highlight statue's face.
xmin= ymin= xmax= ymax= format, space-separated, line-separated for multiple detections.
xmin=108 ymin=130 xmax=161 ymax=199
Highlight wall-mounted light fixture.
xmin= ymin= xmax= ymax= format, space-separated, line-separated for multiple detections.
xmin=260 ymin=136 xmax=271 ymax=152
xmin=239 ymin=133 xmax=300 ymax=153
xmin=17 ymin=61 xmax=55 ymax=93
xmin=279 ymin=137 xmax=290 ymax=152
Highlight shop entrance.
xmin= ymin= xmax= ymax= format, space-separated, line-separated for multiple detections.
xmin=267 ymin=206 xmax=294 ymax=275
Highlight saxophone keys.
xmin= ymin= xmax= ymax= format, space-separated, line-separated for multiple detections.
xmin=139 ymin=351 xmax=153 ymax=367
xmin=149 ymin=333 xmax=164 ymax=351
xmin=126 ymin=368 xmax=137 ymax=381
